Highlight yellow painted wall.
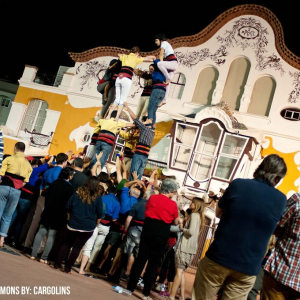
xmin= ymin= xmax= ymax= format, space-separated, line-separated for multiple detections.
xmin=14 ymin=87 xmax=101 ymax=155
xmin=3 ymin=137 xmax=16 ymax=155
xmin=261 ymin=136 xmax=299 ymax=196
xmin=11 ymin=87 xmax=174 ymax=156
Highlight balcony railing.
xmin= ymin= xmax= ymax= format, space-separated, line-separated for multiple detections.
xmin=34 ymin=72 xmax=63 ymax=87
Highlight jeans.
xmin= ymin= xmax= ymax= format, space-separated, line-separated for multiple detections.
xmin=0 ymin=186 xmax=21 ymax=237
xmin=31 ymin=224 xmax=57 ymax=260
xmin=147 ymin=89 xmax=166 ymax=126
xmin=9 ymin=198 xmax=32 ymax=244
xmin=90 ymin=141 xmax=113 ymax=169
xmin=129 ymin=154 xmax=148 ymax=181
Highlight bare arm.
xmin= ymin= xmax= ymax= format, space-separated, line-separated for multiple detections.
xmin=91 ymin=152 xmax=103 ymax=176
xmin=116 ymin=154 xmax=123 ymax=184
xmin=173 ymin=217 xmax=179 ymax=225
xmin=124 ymin=102 xmax=136 ymax=120
xmin=120 ymin=152 xmax=128 ymax=180
xmin=122 ymin=215 xmax=133 ymax=240
xmin=146 ymin=167 xmax=158 ymax=191
xmin=91 ymin=161 xmax=101 ymax=176
xmin=142 ymin=55 xmax=156 ymax=62
xmin=159 ymin=48 xmax=164 ymax=61
xmin=124 ymin=179 xmax=145 ymax=189
xmin=215 ymin=202 xmax=223 ymax=218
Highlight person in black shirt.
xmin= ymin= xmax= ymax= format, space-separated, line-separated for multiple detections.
xmin=70 ymin=157 xmax=88 ymax=191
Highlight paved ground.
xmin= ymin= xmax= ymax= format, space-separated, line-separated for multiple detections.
xmin=0 ymin=245 xmax=195 ymax=300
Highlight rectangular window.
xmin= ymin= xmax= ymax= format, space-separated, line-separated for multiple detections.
xmin=213 ymin=134 xmax=248 ymax=180
xmin=171 ymin=123 xmax=198 ymax=170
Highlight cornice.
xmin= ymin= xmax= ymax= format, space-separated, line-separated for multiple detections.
xmin=68 ymin=4 xmax=300 ymax=70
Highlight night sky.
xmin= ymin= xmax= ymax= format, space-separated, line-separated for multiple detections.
xmin=2 ymin=1 xmax=299 ymax=83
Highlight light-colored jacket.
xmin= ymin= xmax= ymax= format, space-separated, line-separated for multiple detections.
xmin=178 ymin=212 xmax=201 ymax=254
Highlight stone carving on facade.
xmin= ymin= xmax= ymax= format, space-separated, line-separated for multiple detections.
xmin=76 ymin=60 xmax=108 ymax=91
xmin=217 ymin=17 xmax=285 ymax=76
xmin=215 ymin=100 xmax=248 ymax=130
xmin=288 ymin=71 xmax=300 ymax=103
xmin=175 ymin=46 xmax=228 ymax=68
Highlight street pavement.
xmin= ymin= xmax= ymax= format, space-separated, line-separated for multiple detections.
xmin=0 ymin=245 xmax=195 ymax=300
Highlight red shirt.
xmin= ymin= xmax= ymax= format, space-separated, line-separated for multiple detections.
xmin=145 ymin=194 xmax=178 ymax=224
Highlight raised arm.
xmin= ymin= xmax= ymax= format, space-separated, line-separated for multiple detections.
xmin=124 ymin=102 xmax=136 ymax=120
xmin=91 ymin=152 xmax=103 ymax=176
xmin=146 ymin=166 xmax=158 ymax=191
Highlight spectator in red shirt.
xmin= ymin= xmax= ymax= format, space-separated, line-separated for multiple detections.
xmin=127 ymin=179 xmax=180 ymax=300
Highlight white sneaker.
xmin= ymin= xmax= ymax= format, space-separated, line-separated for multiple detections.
xmin=137 ymin=277 xmax=144 ymax=288
xmin=156 ymin=283 xmax=166 ymax=292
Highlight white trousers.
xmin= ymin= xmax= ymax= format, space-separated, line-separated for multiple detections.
xmin=114 ymin=77 xmax=132 ymax=106
xmin=82 ymin=224 xmax=110 ymax=264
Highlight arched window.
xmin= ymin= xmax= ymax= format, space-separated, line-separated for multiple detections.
xmin=20 ymin=100 xmax=48 ymax=133
xmin=168 ymin=73 xmax=186 ymax=99
xmin=192 ymin=67 xmax=219 ymax=105
xmin=222 ymin=57 xmax=251 ymax=110
xmin=248 ymin=76 xmax=276 ymax=116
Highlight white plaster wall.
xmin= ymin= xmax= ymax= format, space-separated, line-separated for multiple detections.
xmin=5 ymin=102 xmax=27 ymax=136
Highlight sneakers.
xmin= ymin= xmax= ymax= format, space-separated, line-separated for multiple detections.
xmin=120 ymin=273 xmax=130 ymax=282
xmin=159 ymin=291 xmax=170 ymax=297
xmin=137 ymin=277 xmax=144 ymax=288
xmin=156 ymin=283 xmax=166 ymax=292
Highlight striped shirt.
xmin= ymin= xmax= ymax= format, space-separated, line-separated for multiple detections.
xmin=264 ymin=192 xmax=300 ymax=292
xmin=134 ymin=119 xmax=155 ymax=157
xmin=0 ymin=129 xmax=3 ymax=169
xmin=91 ymin=118 xmax=128 ymax=146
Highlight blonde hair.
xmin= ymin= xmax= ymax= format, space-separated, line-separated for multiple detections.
xmin=191 ymin=197 xmax=206 ymax=231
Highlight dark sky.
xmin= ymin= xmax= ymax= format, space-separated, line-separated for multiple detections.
xmin=2 ymin=1 xmax=299 ymax=83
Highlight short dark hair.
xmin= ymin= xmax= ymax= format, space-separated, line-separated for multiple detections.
xmin=58 ymin=167 xmax=74 ymax=180
xmin=55 ymin=153 xmax=69 ymax=165
xmin=253 ymin=154 xmax=287 ymax=186
xmin=107 ymin=185 xmax=118 ymax=195
xmin=31 ymin=158 xmax=41 ymax=166
xmin=111 ymin=110 xmax=118 ymax=118
xmin=98 ymin=171 xmax=109 ymax=182
xmin=141 ymin=116 xmax=148 ymax=122
xmin=154 ymin=33 xmax=166 ymax=41
xmin=15 ymin=142 xmax=25 ymax=152
xmin=73 ymin=157 xmax=84 ymax=168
